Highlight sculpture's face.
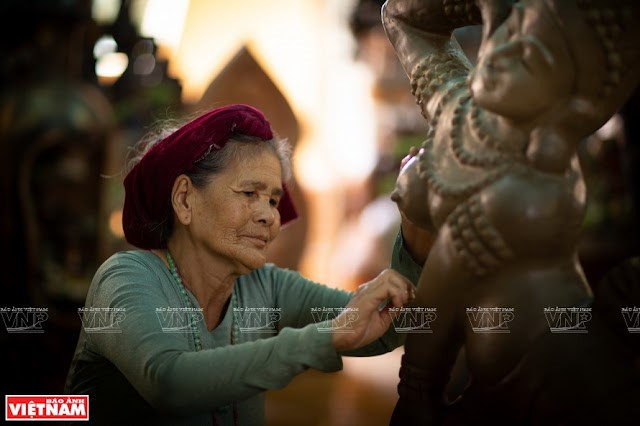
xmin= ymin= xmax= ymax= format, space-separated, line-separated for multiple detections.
xmin=469 ymin=3 xmax=572 ymax=122
xmin=391 ymin=151 xmax=432 ymax=229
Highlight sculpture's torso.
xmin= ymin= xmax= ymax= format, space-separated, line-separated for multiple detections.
xmin=418 ymin=89 xmax=592 ymax=384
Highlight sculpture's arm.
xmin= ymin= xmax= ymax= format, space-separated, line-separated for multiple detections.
xmin=381 ymin=0 xmax=481 ymax=73
xmin=381 ymin=0 xmax=479 ymax=122
xmin=382 ymin=0 xmax=514 ymax=121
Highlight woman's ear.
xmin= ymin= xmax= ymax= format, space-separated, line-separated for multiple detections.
xmin=171 ymin=174 xmax=193 ymax=225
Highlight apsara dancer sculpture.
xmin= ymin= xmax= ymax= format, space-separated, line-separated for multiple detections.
xmin=383 ymin=0 xmax=640 ymax=424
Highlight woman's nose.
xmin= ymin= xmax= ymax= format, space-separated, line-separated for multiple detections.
xmin=254 ymin=198 xmax=276 ymax=225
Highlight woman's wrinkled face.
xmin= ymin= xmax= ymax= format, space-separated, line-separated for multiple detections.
xmin=190 ymin=149 xmax=283 ymax=273
xmin=469 ymin=3 xmax=570 ymax=122
xmin=391 ymin=152 xmax=432 ymax=229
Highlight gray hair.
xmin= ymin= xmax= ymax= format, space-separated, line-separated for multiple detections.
xmin=187 ymin=132 xmax=292 ymax=188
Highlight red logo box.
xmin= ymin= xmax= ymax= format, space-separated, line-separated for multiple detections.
xmin=5 ymin=395 xmax=89 ymax=421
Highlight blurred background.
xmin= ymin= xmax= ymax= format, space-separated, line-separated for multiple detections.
xmin=0 ymin=0 xmax=638 ymax=424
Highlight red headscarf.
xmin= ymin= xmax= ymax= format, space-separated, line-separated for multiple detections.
xmin=122 ymin=104 xmax=298 ymax=249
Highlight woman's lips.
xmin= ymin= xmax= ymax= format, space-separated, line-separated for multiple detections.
xmin=241 ymin=235 xmax=268 ymax=248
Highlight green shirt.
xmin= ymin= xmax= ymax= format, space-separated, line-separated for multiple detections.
xmin=64 ymin=231 xmax=422 ymax=425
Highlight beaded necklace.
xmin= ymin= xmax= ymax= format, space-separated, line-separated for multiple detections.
xmin=166 ymin=251 xmax=239 ymax=425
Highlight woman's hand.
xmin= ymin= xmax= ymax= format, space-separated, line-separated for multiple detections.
xmin=400 ymin=146 xmax=420 ymax=171
xmin=331 ymin=269 xmax=415 ymax=352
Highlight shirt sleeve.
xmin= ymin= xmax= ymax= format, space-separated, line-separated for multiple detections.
xmin=87 ymin=253 xmax=342 ymax=415
xmin=390 ymin=228 xmax=423 ymax=286
xmin=266 ymin=250 xmax=422 ymax=357
xmin=268 ymin=265 xmax=352 ymax=329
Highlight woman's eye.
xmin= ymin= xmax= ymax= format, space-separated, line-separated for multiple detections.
xmin=270 ymin=198 xmax=279 ymax=207
xmin=243 ymin=191 xmax=255 ymax=197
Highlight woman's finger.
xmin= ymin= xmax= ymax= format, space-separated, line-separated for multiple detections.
xmin=400 ymin=146 xmax=419 ymax=170
xmin=354 ymin=270 xmax=415 ymax=318
xmin=378 ymin=278 xmax=411 ymax=305
xmin=387 ymin=271 xmax=415 ymax=298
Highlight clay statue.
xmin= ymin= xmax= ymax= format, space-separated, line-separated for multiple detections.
xmin=382 ymin=0 xmax=640 ymax=424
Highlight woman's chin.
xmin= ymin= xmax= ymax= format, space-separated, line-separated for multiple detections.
xmin=232 ymin=252 xmax=268 ymax=275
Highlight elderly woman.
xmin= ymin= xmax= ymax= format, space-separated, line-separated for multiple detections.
xmin=64 ymin=104 xmax=426 ymax=425
xmin=382 ymin=0 xmax=640 ymax=424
